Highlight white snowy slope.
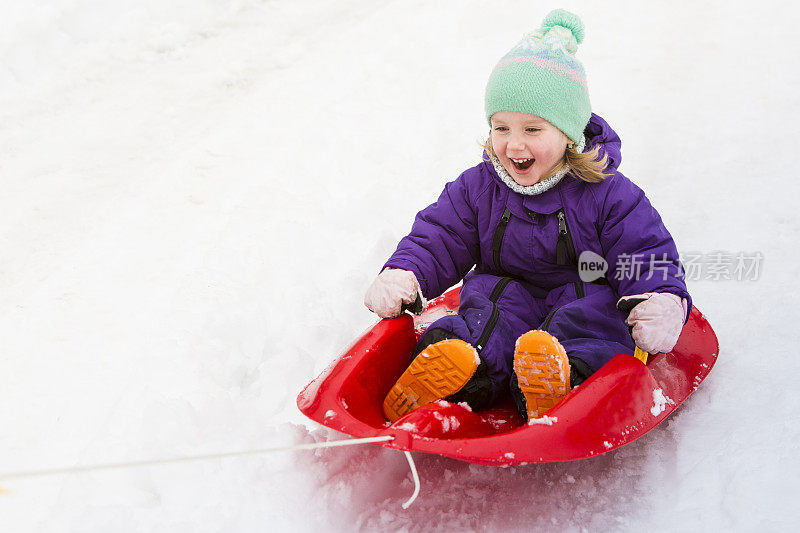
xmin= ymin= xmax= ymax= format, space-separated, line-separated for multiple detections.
xmin=0 ymin=0 xmax=798 ymax=531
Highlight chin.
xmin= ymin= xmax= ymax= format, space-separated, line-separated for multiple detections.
xmin=512 ymin=174 xmax=541 ymax=186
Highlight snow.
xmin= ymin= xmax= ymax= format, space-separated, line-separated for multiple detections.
xmin=650 ymin=388 xmax=675 ymax=417
xmin=1 ymin=0 xmax=799 ymax=531
xmin=471 ymin=347 xmax=481 ymax=366
xmin=528 ymin=415 xmax=559 ymax=426
xmin=456 ymin=401 xmax=473 ymax=412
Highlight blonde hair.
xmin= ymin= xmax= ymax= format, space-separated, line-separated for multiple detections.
xmin=480 ymin=136 xmax=608 ymax=183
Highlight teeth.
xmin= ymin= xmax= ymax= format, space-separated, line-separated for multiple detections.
xmin=511 ymin=158 xmax=533 ymax=163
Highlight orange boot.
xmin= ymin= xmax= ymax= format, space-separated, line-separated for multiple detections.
xmin=513 ymin=330 xmax=571 ymax=420
xmin=383 ymin=338 xmax=480 ymax=422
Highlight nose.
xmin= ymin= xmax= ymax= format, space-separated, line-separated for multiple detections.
xmin=507 ymin=133 xmax=526 ymax=152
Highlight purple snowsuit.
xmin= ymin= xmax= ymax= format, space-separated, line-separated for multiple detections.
xmin=384 ymin=114 xmax=690 ymax=406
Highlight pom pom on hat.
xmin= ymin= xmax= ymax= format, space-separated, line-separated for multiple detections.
xmin=485 ymin=8 xmax=592 ymax=143
xmin=541 ymin=8 xmax=585 ymax=45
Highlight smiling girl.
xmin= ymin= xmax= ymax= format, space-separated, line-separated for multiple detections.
xmin=365 ymin=9 xmax=689 ymax=422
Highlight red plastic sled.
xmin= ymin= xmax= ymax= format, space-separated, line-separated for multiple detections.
xmin=297 ymin=288 xmax=719 ymax=466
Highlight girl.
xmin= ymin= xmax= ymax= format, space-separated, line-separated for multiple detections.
xmin=365 ymin=9 xmax=689 ymax=423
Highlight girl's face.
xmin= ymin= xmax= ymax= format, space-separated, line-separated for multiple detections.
xmin=490 ymin=110 xmax=569 ymax=186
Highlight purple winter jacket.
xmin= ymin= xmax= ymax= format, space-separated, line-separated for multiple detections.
xmin=384 ymin=113 xmax=691 ymax=315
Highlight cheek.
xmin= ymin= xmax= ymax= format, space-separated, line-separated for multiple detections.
xmin=490 ymin=136 xmax=503 ymax=155
xmin=537 ymin=139 xmax=566 ymax=162
xmin=541 ymin=146 xmax=561 ymax=161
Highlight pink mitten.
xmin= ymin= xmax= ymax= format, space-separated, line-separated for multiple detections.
xmin=364 ymin=268 xmax=424 ymax=318
xmin=617 ymin=292 xmax=688 ymax=354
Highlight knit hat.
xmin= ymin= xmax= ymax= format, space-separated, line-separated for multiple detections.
xmin=485 ymin=9 xmax=591 ymax=143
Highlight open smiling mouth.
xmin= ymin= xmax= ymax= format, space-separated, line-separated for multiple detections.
xmin=511 ymin=157 xmax=535 ymax=171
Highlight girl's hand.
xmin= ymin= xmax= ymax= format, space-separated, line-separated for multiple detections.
xmin=617 ymin=292 xmax=688 ymax=354
xmin=364 ymin=268 xmax=424 ymax=318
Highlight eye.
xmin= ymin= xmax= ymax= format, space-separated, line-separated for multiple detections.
xmin=493 ymin=126 xmax=509 ymax=132
xmin=526 ymin=127 xmax=541 ymax=133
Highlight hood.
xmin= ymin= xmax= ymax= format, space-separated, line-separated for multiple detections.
xmin=584 ymin=113 xmax=622 ymax=170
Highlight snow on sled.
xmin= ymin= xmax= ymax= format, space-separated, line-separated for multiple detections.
xmin=297 ymin=288 xmax=719 ymax=466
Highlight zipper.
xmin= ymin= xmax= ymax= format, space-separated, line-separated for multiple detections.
xmin=556 ymin=210 xmax=578 ymax=265
xmin=491 ymin=208 xmax=512 ymax=274
xmin=556 ymin=209 xmax=585 ymax=299
xmin=574 ymin=282 xmax=584 ymax=299
xmin=541 ymin=284 xmax=585 ymax=332
xmin=474 ymin=277 xmax=512 ymax=353
xmin=541 ymin=303 xmax=563 ymax=332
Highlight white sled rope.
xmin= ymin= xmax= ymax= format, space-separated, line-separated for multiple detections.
xmin=0 ymin=435 xmax=422 ymax=509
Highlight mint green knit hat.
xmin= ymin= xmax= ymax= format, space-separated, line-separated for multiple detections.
xmin=485 ymin=9 xmax=591 ymax=143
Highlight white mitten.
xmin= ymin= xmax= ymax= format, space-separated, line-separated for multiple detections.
xmin=617 ymin=292 xmax=688 ymax=354
xmin=364 ymin=268 xmax=423 ymax=318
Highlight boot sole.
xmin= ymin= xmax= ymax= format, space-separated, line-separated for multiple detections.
xmin=383 ymin=339 xmax=479 ymax=422
xmin=514 ymin=331 xmax=570 ymax=419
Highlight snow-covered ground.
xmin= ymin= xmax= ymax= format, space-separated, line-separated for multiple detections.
xmin=1 ymin=0 xmax=798 ymax=530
